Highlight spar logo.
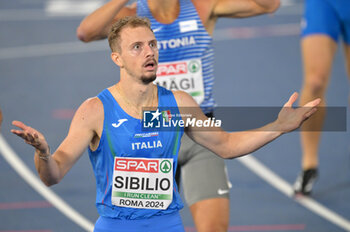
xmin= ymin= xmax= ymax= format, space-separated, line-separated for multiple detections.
xmin=160 ymin=160 xmax=172 ymax=173
xmin=115 ymin=158 xmax=159 ymax=173
xmin=156 ymin=61 xmax=201 ymax=76
xmin=157 ymin=62 xmax=187 ymax=76
xmin=115 ymin=158 xmax=173 ymax=173
xmin=188 ymin=60 xmax=200 ymax=73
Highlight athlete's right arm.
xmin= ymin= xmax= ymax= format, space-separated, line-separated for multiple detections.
xmin=174 ymin=91 xmax=320 ymax=159
xmin=11 ymin=97 xmax=103 ymax=186
xmin=77 ymin=0 xmax=136 ymax=42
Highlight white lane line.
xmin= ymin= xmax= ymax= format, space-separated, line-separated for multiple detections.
xmin=0 ymin=41 xmax=108 ymax=60
xmin=281 ymin=0 xmax=300 ymax=7
xmin=0 ymin=0 xmax=103 ymax=21
xmin=0 ymin=134 xmax=94 ymax=232
xmin=213 ymin=23 xmax=300 ymax=41
xmin=45 ymin=0 xmax=104 ymax=16
xmin=0 ymin=10 xmax=54 ymax=21
xmin=275 ymin=5 xmax=303 ymax=16
xmin=0 ymin=9 xmax=83 ymax=21
xmin=0 ymin=23 xmax=299 ymax=60
xmin=238 ymin=155 xmax=350 ymax=232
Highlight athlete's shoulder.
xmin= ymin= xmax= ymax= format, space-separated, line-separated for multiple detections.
xmin=81 ymin=97 xmax=103 ymax=112
xmin=191 ymin=0 xmax=217 ymax=11
xmin=190 ymin=0 xmax=218 ymax=32
xmin=73 ymin=97 xmax=103 ymax=126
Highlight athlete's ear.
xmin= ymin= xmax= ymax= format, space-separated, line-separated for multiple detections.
xmin=111 ymin=52 xmax=124 ymax=68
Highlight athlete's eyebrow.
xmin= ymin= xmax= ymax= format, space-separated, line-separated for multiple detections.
xmin=129 ymin=39 xmax=157 ymax=48
xmin=130 ymin=41 xmax=142 ymax=46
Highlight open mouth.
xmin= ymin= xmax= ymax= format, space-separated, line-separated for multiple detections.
xmin=144 ymin=60 xmax=157 ymax=70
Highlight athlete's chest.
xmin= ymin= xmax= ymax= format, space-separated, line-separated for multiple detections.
xmin=109 ymin=121 xmax=164 ymax=152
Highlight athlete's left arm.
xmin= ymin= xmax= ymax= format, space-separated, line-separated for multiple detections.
xmin=174 ymin=91 xmax=320 ymax=159
xmin=212 ymin=0 xmax=280 ymax=18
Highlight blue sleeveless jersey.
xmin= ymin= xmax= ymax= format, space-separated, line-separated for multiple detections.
xmin=88 ymin=86 xmax=184 ymax=220
xmin=137 ymin=0 xmax=215 ymax=113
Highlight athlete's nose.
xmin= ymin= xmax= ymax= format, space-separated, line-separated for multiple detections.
xmin=144 ymin=44 xmax=156 ymax=58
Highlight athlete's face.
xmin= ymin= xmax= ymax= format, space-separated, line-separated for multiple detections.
xmin=114 ymin=26 xmax=159 ymax=84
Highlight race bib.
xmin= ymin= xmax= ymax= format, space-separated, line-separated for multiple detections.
xmin=112 ymin=157 xmax=173 ymax=210
xmin=155 ymin=59 xmax=204 ymax=104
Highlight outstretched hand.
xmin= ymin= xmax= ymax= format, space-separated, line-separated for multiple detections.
xmin=11 ymin=120 xmax=49 ymax=154
xmin=276 ymin=92 xmax=321 ymax=133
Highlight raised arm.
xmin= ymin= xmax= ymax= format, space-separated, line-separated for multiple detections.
xmin=77 ymin=0 xmax=136 ymax=42
xmin=11 ymin=97 xmax=103 ymax=186
xmin=211 ymin=0 xmax=280 ymax=18
xmin=174 ymin=91 xmax=320 ymax=159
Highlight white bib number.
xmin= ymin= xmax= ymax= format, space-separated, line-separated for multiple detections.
xmin=112 ymin=157 xmax=173 ymax=210
xmin=155 ymin=59 xmax=204 ymax=104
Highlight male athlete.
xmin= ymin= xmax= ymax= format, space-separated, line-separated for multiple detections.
xmin=77 ymin=1 xmax=280 ymax=230
xmin=294 ymin=0 xmax=350 ymax=195
xmin=13 ymin=17 xmax=319 ymax=231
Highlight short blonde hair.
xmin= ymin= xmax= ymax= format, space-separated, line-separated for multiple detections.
xmin=108 ymin=16 xmax=152 ymax=53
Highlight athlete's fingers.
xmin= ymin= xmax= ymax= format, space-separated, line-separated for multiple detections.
xmin=302 ymin=98 xmax=321 ymax=108
xmin=12 ymin=120 xmax=28 ymax=130
xmin=283 ymin=92 xmax=299 ymax=107
xmin=11 ymin=128 xmax=34 ymax=141
xmin=11 ymin=129 xmax=42 ymax=148
xmin=26 ymin=132 xmax=37 ymax=142
xmin=12 ymin=120 xmax=42 ymax=138
xmin=11 ymin=130 xmax=28 ymax=141
xmin=303 ymin=107 xmax=318 ymax=120
xmin=11 ymin=129 xmax=29 ymax=138
xmin=297 ymin=98 xmax=321 ymax=118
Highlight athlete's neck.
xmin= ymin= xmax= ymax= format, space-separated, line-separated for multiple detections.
xmin=115 ymin=81 xmax=157 ymax=109
xmin=148 ymin=0 xmax=180 ymax=24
